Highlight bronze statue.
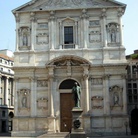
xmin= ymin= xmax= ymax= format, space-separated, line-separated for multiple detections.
xmin=72 ymin=82 xmax=81 ymax=107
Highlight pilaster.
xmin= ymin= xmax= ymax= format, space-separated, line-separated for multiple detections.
xmin=101 ymin=9 xmax=107 ymax=47
xmin=80 ymin=9 xmax=89 ymax=49
xmin=15 ymin=13 xmax=20 ymax=52
xmin=59 ymin=21 xmax=63 ymax=48
xmin=47 ymin=65 xmax=56 ymax=117
xmin=81 ymin=64 xmax=90 ymax=113
xmin=103 ymin=75 xmax=110 ymax=115
xmin=49 ymin=11 xmax=56 ymax=50
xmin=14 ymin=77 xmax=20 ymax=116
xmin=118 ymin=8 xmax=125 ymax=47
xmin=5 ymin=76 xmax=9 ymax=105
xmin=30 ymin=12 xmax=37 ymax=51
xmin=30 ymin=77 xmax=37 ymax=117
xmin=121 ymin=74 xmax=127 ymax=115
xmin=74 ymin=21 xmax=78 ymax=48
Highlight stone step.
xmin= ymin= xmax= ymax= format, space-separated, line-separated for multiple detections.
xmin=37 ymin=132 xmax=70 ymax=138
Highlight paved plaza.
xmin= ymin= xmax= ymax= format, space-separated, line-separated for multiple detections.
xmin=0 ymin=135 xmax=138 ymax=138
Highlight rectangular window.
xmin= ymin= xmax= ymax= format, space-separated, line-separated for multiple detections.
xmin=64 ymin=26 xmax=73 ymax=44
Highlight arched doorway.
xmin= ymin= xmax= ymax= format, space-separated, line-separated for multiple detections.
xmin=131 ymin=107 xmax=138 ymax=135
xmin=59 ymin=79 xmax=78 ymax=132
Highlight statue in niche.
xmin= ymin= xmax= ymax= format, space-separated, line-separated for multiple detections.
xmin=113 ymin=92 xmax=119 ymax=105
xmin=72 ymin=82 xmax=81 ymax=108
xmin=110 ymin=29 xmax=116 ymax=42
xmin=22 ymin=92 xmax=27 ymax=108
xmin=107 ymin=23 xmax=118 ymax=43
xmin=22 ymin=32 xmax=28 ymax=46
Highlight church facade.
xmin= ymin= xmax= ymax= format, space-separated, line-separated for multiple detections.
xmin=12 ymin=0 xmax=129 ymax=137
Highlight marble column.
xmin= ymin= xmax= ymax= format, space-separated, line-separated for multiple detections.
xmin=118 ymin=8 xmax=124 ymax=47
xmin=47 ymin=65 xmax=55 ymax=117
xmin=30 ymin=12 xmax=36 ymax=51
xmin=14 ymin=78 xmax=19 ymax=116
xmin=83 ymin=75 xmax=89 ymax=113
xmin=11 ymin=78 xmax=14 ymax=106
xmin=101 ymin=9 xmax=107 ymax=47
xmin=5 ymin=76 xmax=9 ymax=105
xmin=122 ymin=74 xmax=127 ymax=115
xmin=103 ymin=75 xmax=110 ymax=115
xmin=59 ymin=22 xmax=63 ymax=49
xmin=49 ymin=11 xmax=56 ymax=50
xmin=74 ymin=21 xmax=78 ymax=48
xmin=82 ymin=64 xmax=90 ymax=113
xmin=15 ymin=13 xmax=20 ymax=51
xmin=81 ymin=9 xmax=89 ymax=49
xmin=30 ymin=77 xmax=37 ymax=117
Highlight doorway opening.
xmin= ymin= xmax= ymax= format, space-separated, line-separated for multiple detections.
xmin=59 ymin=79 xmax=78 ymax=132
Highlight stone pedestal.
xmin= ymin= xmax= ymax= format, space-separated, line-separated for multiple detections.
xmin=70 ymin=107 xmax=86 ymax=138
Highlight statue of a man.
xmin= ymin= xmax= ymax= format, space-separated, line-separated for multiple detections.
xmin=72 ymin=82 xmax=81 ymax=107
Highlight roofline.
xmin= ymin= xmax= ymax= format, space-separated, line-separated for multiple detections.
xmin=12 ymin=0 xmax=33 ymax=14
xmin=12 ymin=0 xmax=126 ymax=14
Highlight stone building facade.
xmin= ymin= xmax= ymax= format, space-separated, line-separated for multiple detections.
xmin=126 ymin=50 xmax=138 ymax=135
xmin=12 ymin=0 xmax=128 ymax=137
xmin=0 ymin=49 xmax=14 ymax=133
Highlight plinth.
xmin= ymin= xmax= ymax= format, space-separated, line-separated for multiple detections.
xmin=70 ymin=107 xmax=86 ymax=138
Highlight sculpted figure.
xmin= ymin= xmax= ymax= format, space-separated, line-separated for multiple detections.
xmin=72 ymin=82 xmax=81 ymax=107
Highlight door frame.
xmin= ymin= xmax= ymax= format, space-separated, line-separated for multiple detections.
xmin=58 ymin=79 xmax=80 ymax=132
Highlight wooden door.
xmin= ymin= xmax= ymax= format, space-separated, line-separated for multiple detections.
xmin=60 ymin=93 xmax=74 ymax=132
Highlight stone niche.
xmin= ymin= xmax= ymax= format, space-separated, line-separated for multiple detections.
xmin=18 ymin=26 xmax=31 ymax=50
xmin=109 ymin=85 xmax=123 ymax=110
xmin=17 ymin=88 xmax=31 ymax=116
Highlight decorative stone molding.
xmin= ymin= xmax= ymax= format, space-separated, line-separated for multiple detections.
xmin=17 ymin=88 xmax=31 ymax=111
xmin=18 ymin=26 xmax=31 ymax=49
xmin=109 ymin=85 xmax=123 ymax=109
xmin=91 ymin=78 xmax=103 ymax=85
xmin=106 ymin=23 xmax=119 ymax=44
xmin=30 ymin=12 xmax=37 ymax=22
xmin=80 ymin=9 xmax=89 ymax=19
xmin=37 ymin=80 xmax=48 ymax=87
xmin=37 ymin=97 xmax=48 ymax=110
xmin=49 ymin=11 xmax=56 ymax=20
xmin=91 ymin=96 xmax=103 ymax=109
xmin=101 ymin=8 xmax=107 ymax=18
xmin=36 ymin=33 xmax=49 ymax=45
xmin=103 ymin=74 xmax=111 ymax=80
xmin=117 ymin=8 xmax=125 ymax=17
xmin=15 ymin=13 xmax=20 ymax=22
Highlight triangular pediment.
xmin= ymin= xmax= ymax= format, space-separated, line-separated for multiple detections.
xmin=13 ymin=0 xmax=126 ymax=12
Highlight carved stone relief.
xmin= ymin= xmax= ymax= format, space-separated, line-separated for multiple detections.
xmin=91 ymin=78 xmax=103 ymax=85
xmin=18 ymin=27 xmax=31 ymax=49
xmin=40 ymin=0 xmax=102 ymax=8
xmin=91 ymin=96 xmax=103 ymax=109
xmin=17 ymin=88 xmax=31 ymax=111
xmin=89 ymin=20 xmax=101 ymax=43
xmin=106 ymin=23 xmax=119 ymax=44
xmin=36 ymin=23 xmax=49 ymax=45
xmin=37 ymin=80 xmax=48 ymax=87
xmin=37 ymin=97 xmax=48 ymax=110
xmin=109 ymin=85 xmax=123 ymax=109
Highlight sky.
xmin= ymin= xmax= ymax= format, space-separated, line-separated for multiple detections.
xmin=0 ymin=0 xmax=137 ymax=55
